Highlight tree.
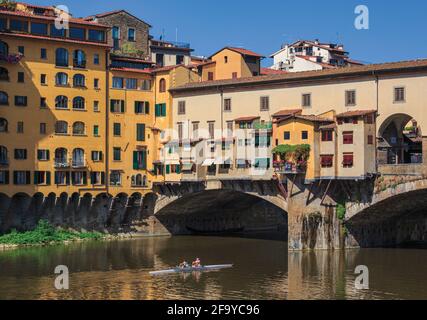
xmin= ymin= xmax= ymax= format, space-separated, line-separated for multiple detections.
xmin=0 ymin=0 xmax=17 ymax=11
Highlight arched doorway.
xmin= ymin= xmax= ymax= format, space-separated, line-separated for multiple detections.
xmin=378 ymin=114 xmax=422 ymax=164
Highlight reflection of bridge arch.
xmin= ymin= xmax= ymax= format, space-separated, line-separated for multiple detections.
xmin=378 ymin=113 xmax=423 ymax=165
xmin=345 ymin=179 xmax=427 ymax=247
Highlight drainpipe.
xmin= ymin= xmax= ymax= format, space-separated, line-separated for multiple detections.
xmin=219 ymin=86 xmax=224 ymax=137
xmin=373 ymin=71 xmax=379 ymax=174
xmin=105 ymin=49 xmax=110 ymax=195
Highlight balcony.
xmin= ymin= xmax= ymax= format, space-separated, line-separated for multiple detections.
xmin=273 ymin=161 xmax=307 ymax=174
xmin=54 ymin=158 xmax=70 ymax=168
xmin=0 ymin=53 xmax=23 ymax=64
xmin=72 ymin=159 xmax=87 ymax=169
xmin=253 ymin=121 xmax=273 ymax=130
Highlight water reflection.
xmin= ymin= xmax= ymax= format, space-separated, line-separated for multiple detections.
xmin=0 ymin=236 xmax=426 ymax=300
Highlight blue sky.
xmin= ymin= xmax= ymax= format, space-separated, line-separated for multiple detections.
xmin=28 ymin=0 xmax=427 ymax=65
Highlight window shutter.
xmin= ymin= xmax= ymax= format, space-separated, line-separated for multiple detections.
xmin=5 ymin=171 xmax=9 ymax=184
xmin=110 ymin=100 xmax=114 ymax=112
xmin=46 ymin=171 xmax=51 ymax=185
xmin=137 ymin=124 xmax=145 ymax=141
xmin=66 ymin=172 xmax=70 ymax=185
xmin=145 ymin=102 xmax=150 ymax=114
xmin=91 ymin=151 xmax=95 ymax=161
xmin=83 ymin=172 xmax=87 ymax=185
xmin=255 ymin=135 xmax=260 ymax=147
xmin=166 ymin=165 xmax=170 ymax=174
xmin=176 ymin=165 xmax=181 ymax=174
xmin=90 ymin=172 xmax=95 ymax=184
xmin=142 ymin=150 xmax=147 ymax=170
xmin=161 ymin=104 xmax=166 ymax=117
xmin=101 ymin=172 xmax=105 ymax=185
xmin=13 ymin=171 xmax=17 ymax=184
xmin=46 ymin=150 xmax=50 ymax=160
xmin=26 ymin=171 xmax=31 ymax=184
xmin=133 ymin=151 xmax=138 ymax=170
xmin=37 ymin=150 xmax=42 ymax=160
xmin=155 ymin=104 xmax=160 ymax=117
xmin=134 ymin=101 xmax=138 ymax=113
xmin=100 ymin=152 xmax=103 ymax=161
xmin=34 ymin=172 xmax=38 ymax=184
xmin=120 ymin=100 xmax=125 ymax=113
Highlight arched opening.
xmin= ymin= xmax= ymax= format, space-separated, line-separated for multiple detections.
xmin=0 ymin=145 xmax=8 ymax=165
xmin=155 ymin=190 xmax=288 ymax=240
xmin=159 ymin=78 xmax=166 ymax=92
xmin=378 ymin=114 xmax=423 ymax=165
xmin=0 ymin=91 xmax=8 ymax=105
xmin=55 ymin=72 xmax=68 ymax=86
xmin=0 ymin=67 xmax=9 ymax=81
xmin=73 ymin=74 xmax=85 ymax=87
xmin=55 ymin=95 xmax=68 ymax=109
xmin=72 ymin=96 xmax=85 ymax=110
xmin=72 ymin=148 xmax=85 ymax=167
xmin=55 ymin=120 xmax=68 ymax=134
xmin=72 ymin=121 xmax=85 ymax=135
xmin=0 ymin=40 xmax=8 ymax=56
xmin=55 ymin=48 xmax=69 ymax=67
xmin=0 ymin=118 xmax=8 ymax=132
xmin=54 ymin=148 xmax=68 ymax=167
xmin=73 ymin=50 xmax=86 ymax=68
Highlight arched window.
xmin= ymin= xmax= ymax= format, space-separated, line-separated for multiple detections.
xmin=55 ymin=48 xmax=69 ymax=67
xmin=142 ymin=175 xmax=147 ymax=187
xmin=73 ymin=96 xmax=85 ymax=110
xmin=0 ymin=67 xmax=9 ymax=81
xmin=135 ymin=174 xmax=142 ymax=186
xmin=72 ymin=122 xmax=85 ymax=135
xmin=73 ymin=74 xmax=85 ymax=87
xmin=0 ymin=146 xmax=8 ymax=165
xmin=159 ymin=78 xmax=166 ymax=93
xmin=54 ymin=148 xmax=67 ymax=162
xmin=0 ymin=41 xmax=8 ymax=56
xmin=55 ymin=121 xmax=68 ymax=134
xmin=72 ymin=148 xmax=85 ymax=167
xmin=0 ymin=91 xmax=8 ymax=105
xmin=55 ymin=72 xmax=68 ymax=86
xmin=55 ymin=95 xmax=68 ymax=109
xmin=0 ymin=118 xmax=8 ymax=132
xmin=73 ymin=50 xmax=86 ymax=68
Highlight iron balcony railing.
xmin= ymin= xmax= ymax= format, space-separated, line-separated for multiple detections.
xmin=0 ymin=157 xmax=9 ymax=166
xmin=54 ymin=158 xmax=70 ymax=168
xmin=72 ymin=159 xmax=87 ymax=168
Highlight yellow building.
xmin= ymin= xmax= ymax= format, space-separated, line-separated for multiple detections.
xmin=0 ymin=3 xmax=110 ymax=197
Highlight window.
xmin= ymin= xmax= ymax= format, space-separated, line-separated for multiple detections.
xmin=72 ymin=149 xmax=85 ymax=167
xmin=55 ymin=48 xmax=69 ymax=67
xmin=93 ymin=101 xmax=99 ymax=112
xmin=132 ymin=174 xmax=147 ymax=187
xmin=177 ymin=123 xmax=183 ymax=141
xmin=54 ymin=171 xmax=69 ymax=185
xmin=208 ymin=72 xmax=214 ymax=81
xmin=159 ymin=78 xmax=166 ymax=92
xmin=0 ymin=67 xmax=8 ymax=81
xmin=55 ymin=121 xmax=68 ymax=134
xmin=93 ymin=54 xmax=100 ymax=65
xmin=0 ymin=171 xmax=9 ymax=185
xmin=284 ymin=131 xmax=290 ymax=140
xmin=208 ymin=122 xmax=215 ymax=139
xmin=54 ymin=148 xmax=68 ymax=166
xmin=343 ymin=153 xmax=354 ymax=168
xmin=73 ymin=50 xmax=86 ymax=68
xmin=368 ymin=135 xmax=374 ymax=145
xmin=254 ymin=158 xmax=270 ymax=170
xmin=135 ymin=101 xmax=149 ymax=114
xmin=55 ymin=72 xmax=68 ymax=86
xmin=224 ymin=56 xmax=228 ymax=63
xmin=345 ymin=90 xmax=356 ymax=106
xmin=40 ymin=74 xmax=47 ymax=85
xmin=14 ymin=149 xmax=27 ymax=160
xmin=343 ymin=131 xmax=354 ymax=144
xmin=88 ymin=29 xmax=105 ymax=42
xmin=31 ymin=22 xmax=48 ymax=35
xmin=301 ymin=131 xmax=308 ymax=140
xmin=112 ymin=26 xmax=120 ymax=50
xmin=394 ymin=87 xmax=405 ymax=102
xmin=156 ymin=53 xmax=164 ymax=67
xmin=192 ymin=122 xmax=199 ymax=139
xmin=10 ymin=20 xmax=28 ymax=32
xmin=322 ymin=130 xmax=333 ymax=141
xmin=40 ymin=48 xmax=47 ymax=59
xmin=232 ymin=72 xmax=238 ymax=79
xmin=224 ymin=98 xmax=231 ymax=112
xmin=93 ymin=125 xmax=99 ymax=136
xmin=176 ymin=55 xmax=184 ymax=65
xmin=72 ymin=171 xmax=87 ymax=185
xmin=40 ymin=97 xmax=47 ymax=108
xmin=37 ymin=150 xmax=50 ymax=161
xmin=0 ymin=118 xmax=8 ymax=132
xmin=136 ymin=124 xmax=146 ymax=141
xmin=366 ymin=114 xmax=374 ymax=124
xmin=69 ymin=27 xmax=85 ymax=40
xmin=110 ymin=171 xmax=121 ymax=186
xmin=260 ymin=96 xmax=269 ymax=111
xmin=0 ymin=41 xmax=8 ymax=56
xmin=178 ymin=101 xmax=186 ymax=115
xmin=113 ymin=147 xmax=121 ymax=161
xmin=110 ymin=100 xmax=125 ymax=113
xmin=0 ymin=91 xmax=8 ymax=105
xmin=40 ymin=123 xmax=46 ymax=134
xmin=91 ymin=151 xmax=103 ymax=162
xmin=302 ymin=93 xmax=311 ymax=107
xmin=73 ymin=74 xmax=85 ymax=87
xmin=227 ymin=121 xmax=234 ymax=138
xmin=155 ymin=103 xmax=166 ymax=117
xmin=320 ymin=155 xmax=334 ymax=168
xmin=15 ymin=96 xmax=27 ymax=106
xmin=133 ymin=150 xmax=147 ymax=170
xmin=50 ymin=24 xmax=65 ymax=38
xmin=55 ymin=95 xmax=68 ymax=109
xmin=17 ymin=72 xmax=24 ymax=83
xmin=18 ymin=46 xmax=24 ymax=55
xmin=126 ymin=78 xmax=137 ymax=90
xmin=113 ymin=123 xmax=121 ymax=136
xmin=112 ymin=77 xmax=124 ymax=88
xmin=0 ymin=146 xmax=8 ymax=165
xmin=255 ymin=135 xmax=271 ymax=148
xmin=72 ymin=122 xmax=85 ymax=135
xmin=17 ymin=121 xmax=24 ymax=133
xmin=128 ymin=28 xmax=135 ymax=41
xmin=141 ymin=80 xmax=151 ymax=91
xmin=94 ymin=78 xmax=99 ymax=89
xmin=91 ymin=172 xmax=104 ymax=185
xmin=0 ymin=18 xmax=6 ymax=31
xmin=73 ymin=97 xmax=85 ymax=110
xmin=34 ymin=171 xmax=51 ymax=185
xmin=13 ymin=171 xmax=30 ymax=185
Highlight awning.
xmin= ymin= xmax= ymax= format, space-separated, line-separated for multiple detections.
xmin=236 ymin=159 xmax=250 ymax=165
xmin=214 ymin=157 xmax=231 ymax=165
xmin=182 ymin=163 xmax=194 ymax=171
xmin=165 ymin=160 xmax=180 ymax=165
xmin=202 ymin=159 xmax=215 ymax=166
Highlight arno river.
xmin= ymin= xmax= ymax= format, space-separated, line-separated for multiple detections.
xmin=1 ymin=235 xmax=427 ymax=300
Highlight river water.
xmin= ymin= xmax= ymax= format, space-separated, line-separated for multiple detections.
xmin=0 ymin=235 xmax=426 ymax=300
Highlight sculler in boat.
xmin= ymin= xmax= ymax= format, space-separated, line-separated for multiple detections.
xmin=179 ymin=261 xmax=190 ymax=269
xmin=192 ymin=258 xmax=201 ymax=268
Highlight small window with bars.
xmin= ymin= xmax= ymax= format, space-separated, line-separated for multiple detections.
xmin=178 ymin=101 xmax=186 ymax=115
xmin=302 ymin=93 xmax=311 ymax=107
xmin=223 ymin=98 xmax=231 ymax=112
xmin=260 ymin=96 xmax=269 ymax=111
xmin=394 ymin=87 xmax=405 ymax=103
xmin=345 ymin=90 xmax=356 ymax=106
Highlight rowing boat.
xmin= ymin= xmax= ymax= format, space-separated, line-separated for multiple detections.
xmin=149 ymin=264 xmax=233 ymax=276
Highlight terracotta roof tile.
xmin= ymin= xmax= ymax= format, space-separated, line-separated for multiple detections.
xmin=276 ymin=114 xmax=334 ymax=124
xmin=209 ymin=46 xmax=265 ymax=59
xmin=336 ymin=110 xmax=377 ymax=118
xmin=261 ymin=68 xmax=287 ymax=75
xmin=234 ymin=116 xmax=260 ymax=122
xmin=272 ymin=109 xmax=302 ymax=117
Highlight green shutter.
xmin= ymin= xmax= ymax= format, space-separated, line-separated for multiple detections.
xmin=134 ymin=101 xmax=138 ymax=113
xmin=34 ymin=171 xmax=38 ymax=184
xmin=26 ymin=171 xmax=31 ymax=184
xmin=166 ymin=165 xmax=170 ymax=174
xmin=110 ymin=100 xmax=114 ymax=112
xmin=155 ymin=104 xmax=160 ymax=117
xmin=176 ymin=165 xmax=181 ymax=174
xmin=46 ymin=171 xmax=51 ymax=185
xmin=83 ymin=172 xmax=87 ymax=185
xmin=137 ymin=124 xmax=145 ymax=141
xmin=120 ymin=100 xmax=125 ymax=113
xmin=133 ymin=151 xmax=138 ymax=170
xmin=5 ymin=171 xmax=9 ymax=184
xmin=161 ymin=104 xmax=167 ymax=117
xmin=255 ymin=135 xmax=260 ymax=147
xmin=145 ymin=102 xmax=150 ymax=114
xmin=101 ymin=172 xmax=105 ymax=185
xmin=142 ymin=150 xmax=147 ymax=170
